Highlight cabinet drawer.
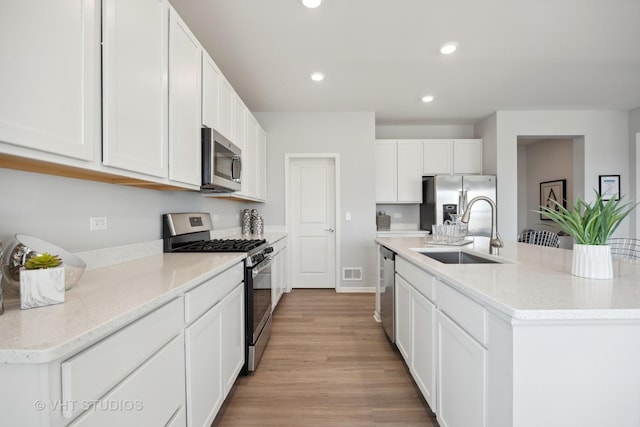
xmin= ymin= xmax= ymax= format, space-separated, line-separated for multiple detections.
xmin=61 ymin=298 xmax=184 ymax=419
xmin=70 ymin=334 xmax=186 ymax=426
xmin=271 ymin=237 xmax=286 ymax=254
xmin=436 ymin=280 xmax=486 ymax=345
xmin=185 ymin=262 xmax=244 ymax=324
xmin=396 ymin=257 xmax=435 ymax=302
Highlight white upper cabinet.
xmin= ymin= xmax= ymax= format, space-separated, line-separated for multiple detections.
xmin=423 ymin=139 xmax=483 ymax=175
xmin=0 ymin=0 xmax=100 ymax=161
xmin=218 ymin=78 xmax=234 ymax=141
xmin=168 ymin=6 xmax=202 ymax=187
xmin=257 ymin=125 xmax=267 ymax=201
xmin=233 ymin=93 xmax=247 ymax=152
xmin=375 ymin=140 xmax=422 ymax=203
xmin=202 ymin=53 xmax=221 ymax=130
xmin=102 ymin=0 xmax=168 ymax=178
xmin=375 ymin=140 xmax=398 ymax=202
xmin=453 ymin=139 xmax=482 ymax=174
xmin=242 ymin=113 xmax=258 ymax=199
xmin=422 ymin=140 xmax=453 ymax=175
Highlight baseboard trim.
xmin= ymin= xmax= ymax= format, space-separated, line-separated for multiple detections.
xmin=336 ymin=286 xmax=376 ymax=293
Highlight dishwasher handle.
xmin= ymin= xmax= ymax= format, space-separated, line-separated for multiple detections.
xmin=380 ymin=246 xmax=395 ymax=261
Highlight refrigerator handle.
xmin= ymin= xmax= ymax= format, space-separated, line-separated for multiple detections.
xmin=459 ymin=190 xmax=468 ymax=214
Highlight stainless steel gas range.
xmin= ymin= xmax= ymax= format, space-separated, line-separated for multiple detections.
xmin=162 ymin=212 xmax=273 ymax=373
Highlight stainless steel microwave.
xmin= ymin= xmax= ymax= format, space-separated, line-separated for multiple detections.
xmin=201 ymin=127 xmax=242 ymax=192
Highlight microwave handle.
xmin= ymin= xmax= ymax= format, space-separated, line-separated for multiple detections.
xmin=231 ymin=155 xmax=242 ymax=182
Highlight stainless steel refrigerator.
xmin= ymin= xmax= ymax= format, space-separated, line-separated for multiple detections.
xmin=419 ymin=175 xmax=497 ymax=237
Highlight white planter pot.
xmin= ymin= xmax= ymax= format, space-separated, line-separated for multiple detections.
xmin=571 ymin=244 xmax=613 ymax=279
xmin=19 ymin=266 xmax=65 ymax=309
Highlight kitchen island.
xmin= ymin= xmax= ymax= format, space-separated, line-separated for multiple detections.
xmin=377 ymin=236 xmax=640 ymax=427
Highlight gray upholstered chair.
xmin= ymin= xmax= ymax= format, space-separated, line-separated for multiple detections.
xmin=607 ymin=238 xmax=640 ymax=260
xmin=518 ymin=230 xmax=560 ymax=248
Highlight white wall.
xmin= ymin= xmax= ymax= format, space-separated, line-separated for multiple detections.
xmin=518 ymin=139 xmax=574 ymax=234
xmin=254 ymin=112 xmax=376 ymax=291
xmin=490 ymin=110 xmax=630 ymax=241
xmin=474 ymin=113 xmax=498 ymax=174
xmin=0 ymin=168 xmax=257 ymax=252
xmin=629 ymin=107 xmax=640 ymax=237
xmin=376 ymin=124 xmax=474 ymax=139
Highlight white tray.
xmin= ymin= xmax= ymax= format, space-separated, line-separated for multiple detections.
xmin=426 ymin=239 xmax=473 ymax=246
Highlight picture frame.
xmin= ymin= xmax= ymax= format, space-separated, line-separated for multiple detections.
xmin=599 ymin=175 xmax=620 ymax=201
xmin=540 ymin=179 xmax=566 ymax=220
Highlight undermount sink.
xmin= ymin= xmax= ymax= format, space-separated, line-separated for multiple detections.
xmin=414 ymin=250 xmax=503 ymax=264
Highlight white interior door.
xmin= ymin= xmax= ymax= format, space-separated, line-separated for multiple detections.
xmin=288 ymin=157 xmax=337 ymax=289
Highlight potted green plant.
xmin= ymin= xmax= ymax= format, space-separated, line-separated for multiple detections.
xmin=536 ymin=191 xmax=637 ymax=279
xmin=19 ymin=252 xmax=65 ymax=309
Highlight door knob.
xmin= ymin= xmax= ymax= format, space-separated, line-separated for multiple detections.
xmin=324 ymin=228 xmax=335 ymax=232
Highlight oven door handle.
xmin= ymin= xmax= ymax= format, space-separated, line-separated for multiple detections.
xmin=252 ymin=256 xmax=273 ymax=278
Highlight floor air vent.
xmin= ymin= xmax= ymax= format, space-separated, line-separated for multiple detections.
xmin=342 ymin=267 xmax=362 ymax=281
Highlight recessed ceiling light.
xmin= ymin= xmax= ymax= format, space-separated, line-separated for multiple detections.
xmin=301 ymin=0 xmax=322 ymax=8
xmin=422 ymin=95 xmax=435 ymax=103
xmin=440 ymin=42 xmax=458 ymax=55
xmin=310 ymin=72 xmax=325 ymax=82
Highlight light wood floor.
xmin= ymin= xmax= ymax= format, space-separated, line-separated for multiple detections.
xmin=212 ymin=289 xmax=439 ymax=427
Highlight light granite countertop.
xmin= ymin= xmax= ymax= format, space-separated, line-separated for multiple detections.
xmin=0 ymin=231 xmax=287 ymax=364
xmin=376 ymin=236 xmax=640 ymax=321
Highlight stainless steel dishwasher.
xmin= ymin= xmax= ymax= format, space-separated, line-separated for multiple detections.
xmin=380 ymin=245 xmax=395 ymax=342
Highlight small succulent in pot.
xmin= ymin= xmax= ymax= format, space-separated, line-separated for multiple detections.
xmin=24 ymin=253 xmax=62 ymax=270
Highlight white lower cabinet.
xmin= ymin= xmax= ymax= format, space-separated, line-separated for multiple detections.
xmin=185 ymin=298 xmax=224 ymax=427
xmin=395 ymin=259 xmax=436 ymax=412
xmin=70 ymin=334 xmax=186 ymax=427
xmin=437 ymin=311 xmax=487 ymax=427
xmin=394 ymin=274 xmax=413 ymax=364
xmin=271 ymin=238 xmax=288 ymax=310
xmin=221 ymin=284 xmax=245 ymax=395
xmin=411 ymin=290 xmax=436 ymax=411
xmin=185 ymin=279 xmax=244 ymax=427
xmin=393 ymin=254 xmax=486 ymax=425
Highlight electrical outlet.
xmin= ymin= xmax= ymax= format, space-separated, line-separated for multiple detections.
xmin=345 ymin=212 xmax=352 ymax=221
xmin=90 ymin=216 xmax=108 ymax=231
xmin=393 ymin=213 xmax=402 ymax=219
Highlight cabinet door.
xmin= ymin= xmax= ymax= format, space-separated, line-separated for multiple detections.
xmin=202 ymin=53 xmax=220 ymax=130
xmin=397 ymin=140 xmax=422 ymax=202
xmin=102 ymin=0 xmax=168 ymax=178
xmin=221 ymin=284 xmax=245 ymax=395
xmin=453 ymin=139 xmax=482 ymax=174
xmin=412 ymin=290 xmax=436 ymax=412
xmin=423 ymin=140 xmax=452 ymax=175
xmin=257 ymin=126 xmax=267 ymax=201
xmin=437 ymin=311 xmax=487 ymax=427
xmin=218 ymin=78 xmax=234 ymax=140
xmin=168 ymin=7 xmax=201 ymax=186
xmin=243 ymin=114 xmax=258 ymax=198
xmin=375 ymin=140 xmax=397 ymax=202
xmin=233 ymin=94 xmax=246 ymax=151
xmin=185 ymin=301 xmax=223 ymax=427
xmin=0 ymin=0 xmax=99 ymax=161
xmin=394 ymin=274 xmax=412 ymax=365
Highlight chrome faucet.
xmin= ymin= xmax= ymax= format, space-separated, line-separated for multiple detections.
xmin=460 ymin=196 xmax=503 ymax=255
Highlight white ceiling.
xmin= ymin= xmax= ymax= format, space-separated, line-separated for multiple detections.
xmin=168 ymin=0 xmax=640 ymax=126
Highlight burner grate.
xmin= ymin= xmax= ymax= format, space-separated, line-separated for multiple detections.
xmin=175 ymin=239 xmax=267 ymax=253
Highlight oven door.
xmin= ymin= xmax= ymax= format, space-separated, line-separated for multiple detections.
xmin=250 ymin=255 xmax=273 ymax=344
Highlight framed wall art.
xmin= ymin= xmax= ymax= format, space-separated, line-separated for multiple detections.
xmin=540 ymin=179 xmax=566 ymax=220
xmin=599 ymin=175 xmax=620 ymax=201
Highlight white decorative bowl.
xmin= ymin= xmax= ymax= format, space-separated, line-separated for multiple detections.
xmin=1 ymin=234 xmax=86 ymax=292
